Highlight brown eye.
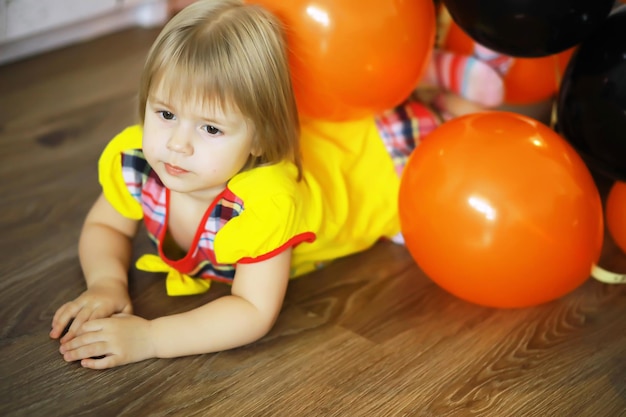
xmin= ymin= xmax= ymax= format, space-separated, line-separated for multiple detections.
xmin=203 ymin=125 xmax=221 ymax=135
xmin=159 ymin=111 xmax=175 ymax=120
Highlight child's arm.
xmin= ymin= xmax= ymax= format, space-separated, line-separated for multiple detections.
xmin=58 ymin=249 xmax=292 ymax=369
xmin=50 ymin=193 xmax=139 ymax=342
xmin=153 ymin=250 xmax=292 ymax=355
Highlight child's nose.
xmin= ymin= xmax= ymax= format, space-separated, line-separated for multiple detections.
xmin=167 ymin=128 xmax=193 ymax=154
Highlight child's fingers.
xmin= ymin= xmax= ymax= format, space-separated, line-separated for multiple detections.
xmin=80 ymin=355 xmax=117 ymax=370
xmin=74 ymin=318 xmax=105 ymax=334
xmin=50 ymin=302 xmax=80 ymax=339
xmin=59 ymin=306 xmax=97 ymax=343
xmin=61 ymin=339 xmax=108 ymax=363
xmin=60 ymin=321 xmax=112 ymax=368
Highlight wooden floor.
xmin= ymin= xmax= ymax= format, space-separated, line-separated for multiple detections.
xmin=1 ymin=27 xmax=625 ymax=417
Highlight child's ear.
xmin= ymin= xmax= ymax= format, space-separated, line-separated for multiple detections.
xmin=250 ymin=141 xmax=262 ymax=158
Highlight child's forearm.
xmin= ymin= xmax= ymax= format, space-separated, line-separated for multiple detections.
xmin=78 ymin=222 xmax=133 ymax=289
xmin=149 ymin=295 xmax=277 ymax=358
xmin=50 ymin=214 xmax=137 ymax=342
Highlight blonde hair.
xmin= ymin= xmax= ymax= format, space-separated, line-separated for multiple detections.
xmin=139 ymin=0 xmax=302 ymax=177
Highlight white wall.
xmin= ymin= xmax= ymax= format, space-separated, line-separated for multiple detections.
xmin=0 ymin=0 xmax=169 ymax=64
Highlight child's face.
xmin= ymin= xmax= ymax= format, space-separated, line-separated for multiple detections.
xmin=142 ymin=84 xmax=256 ymax=201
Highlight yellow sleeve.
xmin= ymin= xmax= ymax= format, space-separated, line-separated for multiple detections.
xmin=98 ymin=125 xmax=144 ymax=220
xmin=213 ymin=162 xmax=316 ymax=265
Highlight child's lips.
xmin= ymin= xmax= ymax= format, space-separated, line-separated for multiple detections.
xmin=164 ymin=163 xmax=189 ymax=175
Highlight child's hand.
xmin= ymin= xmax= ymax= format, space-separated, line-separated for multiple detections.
xmin=59 ymin=314 xmax=155 ymax=369
xmin=49 ymin=281 xmax=132 ymax=343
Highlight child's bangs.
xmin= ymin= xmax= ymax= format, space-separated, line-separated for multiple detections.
xmin=150 ymin=48 xmax=236 ymax=115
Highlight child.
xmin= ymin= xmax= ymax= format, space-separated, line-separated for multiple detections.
xmin=50 ymin=0 xmax=503 ymax=369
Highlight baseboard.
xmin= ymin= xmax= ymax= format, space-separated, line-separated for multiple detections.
xmin=0 ymin=0 xmax=169 ymax=65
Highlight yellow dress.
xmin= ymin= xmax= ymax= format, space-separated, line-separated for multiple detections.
xmin=98 ymin=101 xmax=436 ymax=295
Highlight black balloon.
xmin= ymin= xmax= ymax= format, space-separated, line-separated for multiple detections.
xmin=557 ymin=6 xmax=626 ymax=181
xmin=442 ymin=0 xmax=614 ymax=57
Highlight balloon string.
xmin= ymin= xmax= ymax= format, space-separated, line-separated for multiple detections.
xmin=436 ymin=6 xmax=452 ymax=49
xmin=591 ymin=264 xmax=626 ymax=284
xmin=550 ymin=54 xmax=561 ymax=130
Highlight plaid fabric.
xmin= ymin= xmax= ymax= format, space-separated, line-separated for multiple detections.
xmin=374 ymin=100 xmax=440 ymax=177
xmin=121 ymin=151 xmax=243 ymax=282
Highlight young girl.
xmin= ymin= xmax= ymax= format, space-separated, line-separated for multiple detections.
xmin=50 ymin=0 xmax=503 ymax=369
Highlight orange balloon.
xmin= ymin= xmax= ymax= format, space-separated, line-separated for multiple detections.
xmin=246 ymin=0 xmax=436 ymax=121
xmin=505 ymin=49 xmax=573 ymax=105
xmin=442 ymin=18 xmax=574 ymax=105
xmin=399 ymin=112 xmax=603 ymax=308
xmin=606 ymin=181 xmax=626 ymax=254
